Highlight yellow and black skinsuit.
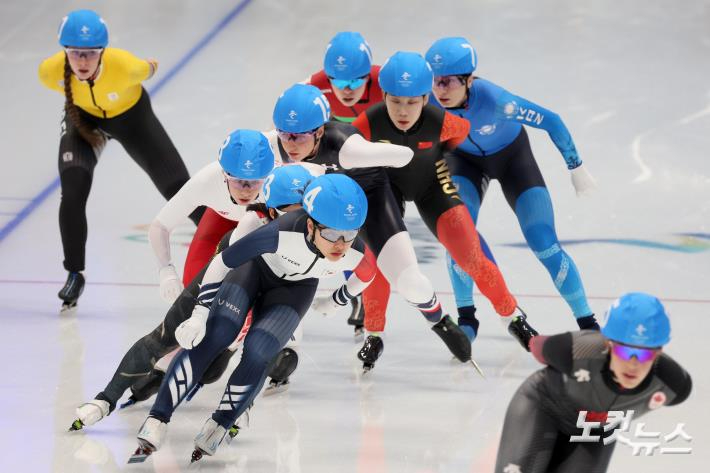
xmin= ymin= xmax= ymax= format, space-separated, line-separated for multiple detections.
xmin=39 ymin=48 xmax=200 ymax=273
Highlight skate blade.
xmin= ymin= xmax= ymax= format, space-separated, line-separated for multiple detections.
xmin=469 ymin=359 xmax=486 ymax=379
xmin=362 ymin=363 xmax=375 ymax=374
xmin=60 ymin=302 xmax=78 ymax=315
xmin=68 ymin=419 xmax=84 ymax=431
xmin=353 ymin=327 xmax=365 ymax=342
xmin=263 ymin=382 xmax=289 ymax=397
xmin=128 ymin=446 xmax=153 ymax=464
xmin=190 ymin=448 xmax=204 ymax=464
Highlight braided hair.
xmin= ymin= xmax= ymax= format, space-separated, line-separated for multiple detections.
xmin=63 ymin=54 xmax=102 ymax=148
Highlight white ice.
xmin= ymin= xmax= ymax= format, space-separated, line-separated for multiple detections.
xmin=0 ymin=0 xmax=708 ymax=472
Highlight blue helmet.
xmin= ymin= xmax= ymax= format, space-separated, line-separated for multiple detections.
xmin=263 ymin=165 xmax=313 ymax=209
xmin=58 ymin=10 xmax=108 ymax=48
xmin=425 ymin=37 xmax=477 ymax=76
xmin=273 ymin=84 xmax=331 ymax=133
xmin=324 ymin=32 xmax=373 ymax=80
xmin=378 ymin=51 xmax=433 ymax=96
xmin=601 ymin=292 xmax=671 ymax=347
xmin=218 ymin=129 xmax=274 ymax=179
xmin=302 ymin=174 xmax=367 ymax=230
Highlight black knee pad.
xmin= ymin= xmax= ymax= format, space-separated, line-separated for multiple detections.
xmin=200 ymin=349 xmax=235 ymax=385
xmin=267 ymin=347 xmax=299 ymax=382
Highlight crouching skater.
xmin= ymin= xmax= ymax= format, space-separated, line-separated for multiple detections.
xmin=129 ymin=173 xmax=375 ymax=463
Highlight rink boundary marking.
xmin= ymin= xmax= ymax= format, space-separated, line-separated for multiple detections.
xmin=0 ymin=279 xmax=708 ymax=304
xmin=0 ymin=0 xmax=255 ymax=245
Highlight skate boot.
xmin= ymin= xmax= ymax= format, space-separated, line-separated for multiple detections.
xmin=191 ymin=418 xmax=230 ymax=463
xmin=129 ymin=417 xmax=167 ymax=463
xmin=264 ymin=347 xmax=298 ymax=396
xmin=358 ymin=334 xmax=384 ymax=373
xmin=432 ymin=315 xmax=472 ymax=362
xmin=69 ymin=399 xmax=110 ymax=431
xmin=457 ymin=306 xmax=480 ymax=343
xmin=505 ymin=307 xmax=539 ymax=351
xmin=58 ymin=271 xmax=85 ymax=313
xmin=576 ymin=313 xmax=600 ymax=331
xmin=347 ymin=294 xmax=365 ymax=339
xmin=121 ymin=368 xmax=165 ymax=409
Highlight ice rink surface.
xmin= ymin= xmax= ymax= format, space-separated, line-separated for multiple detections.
xmin=0 ymin=0 xmax=708 ymax=471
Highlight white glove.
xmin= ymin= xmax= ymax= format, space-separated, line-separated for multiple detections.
xmin=570 ymin=163 xmax=597 ymax=197
xmin=159 ymin=264 xmax=183 ymax=303
xmin=311 ymin=292 xmax=347 ymax=317
xmin=175 ymin=305 xmax=209 ymax=349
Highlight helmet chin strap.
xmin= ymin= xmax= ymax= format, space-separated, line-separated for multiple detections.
xmin=224 ymin=180 xmax=239 ymax=205
xmin=307 ymin=219 xmax=325 ymax=259
xmin=304 ymin=133 xmax=323 ymax=161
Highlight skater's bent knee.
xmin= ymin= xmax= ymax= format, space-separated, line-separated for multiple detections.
xmin=395 ymin=268 xmax=432 ymax=302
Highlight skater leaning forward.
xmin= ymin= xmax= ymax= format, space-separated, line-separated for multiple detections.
xmin=67 ymin=161 xmax=314 ymax=431
xmin=424 ymin=37 xmax=598 ymax=340
xmin=270 ymin=84 xmax=477 ymax=370
xmin=39 ymin=9 xmax=202 ymax=312
xmin=130 ymin=174 xmax=376 ymax=462
xmin=495 ymin=292 xmax=692 ymax=473
xmin=148 ymin=129 xmax=278 ymax=303
xmin=351 ymin=51 xmax=538 ymax=361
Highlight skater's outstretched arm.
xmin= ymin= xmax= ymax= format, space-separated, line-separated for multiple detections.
xmin=338 ymin=133 xmax=413 ymax=169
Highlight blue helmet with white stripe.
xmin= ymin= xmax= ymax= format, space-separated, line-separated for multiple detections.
xmin=324 ymin=32 xmax=373 ymax=80
xmin=426 ymin=37 xmax=477 ymax=76
xmin=378 ymin=51 xmax=433 ymax=97
xmin=273 ymin=84 xmax=331 ymax=133
xmin=263 ymin=165 xmax=313 ymax=209
xmin=58 ymin=10 xmax=108 ymax=48
xmin=302 ymin=174 xmax=367 ymax=230
xmin=218 ymin=129 xmax=275 ymax=179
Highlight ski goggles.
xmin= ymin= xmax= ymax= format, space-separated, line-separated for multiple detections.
xmin=64 ymin=48 xmax=104 ymax=60
xmin=224 ymin=174 xmax=264 ymax=189
xmin=276 ymin=128 xmax=319 ymax=144
xmin=433 ymin=75 xmax=468 ymax=90
xmin=316 ymin=224 xmax=359 ymax=243
xmin=328 ymin=76 xmax=367 ymax=90
xmin=611 ymin=342 xmax=659 ymax=363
